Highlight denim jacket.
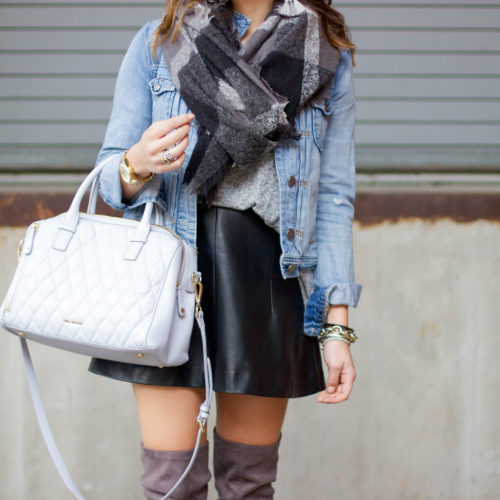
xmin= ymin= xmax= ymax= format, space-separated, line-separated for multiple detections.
xmin=96 ymin=13 xmax=362 ymax=336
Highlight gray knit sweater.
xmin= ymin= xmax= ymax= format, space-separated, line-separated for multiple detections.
xmin=211 ymin=149 xmax=280 ymax=232
xmin=210 ymin=152 xmax=314 ymax=305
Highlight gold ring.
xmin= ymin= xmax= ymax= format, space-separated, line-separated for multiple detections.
xmin=161 ymin=150 xmax=176 ymax=165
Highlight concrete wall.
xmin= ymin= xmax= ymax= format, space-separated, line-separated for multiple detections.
xmin=1 ymin=218 xmax=499 ymax=499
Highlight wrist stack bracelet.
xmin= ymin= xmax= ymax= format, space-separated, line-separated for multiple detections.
xmin=318 ymin=323 xmax=358 ymax=350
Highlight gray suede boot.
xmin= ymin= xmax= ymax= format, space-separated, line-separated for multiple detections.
xmin=140 ymin=441 xmax=211 ymax=500
xmin=213 ymin=429 xmax=281 ymax=499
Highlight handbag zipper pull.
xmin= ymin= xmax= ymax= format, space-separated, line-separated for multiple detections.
xmin=17 ymin=239 xmax=24 ymax=262
xmin=191 ymin=272 xmax=203 ymax=317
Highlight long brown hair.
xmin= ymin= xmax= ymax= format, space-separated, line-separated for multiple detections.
xmin=152 ymin=0 xmax=356 ymax=64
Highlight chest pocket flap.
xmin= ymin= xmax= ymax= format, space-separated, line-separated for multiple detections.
xmin=149 ymin=75 xmax=176 ymax=95
xmin=311 ymin=88 xmax=334 ymax=151
xmin=148 ymin=66 xmax=180 ymax=121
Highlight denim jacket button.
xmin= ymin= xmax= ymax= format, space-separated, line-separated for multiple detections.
xmin=287 ymin=264 xmax=297 ymax=274
xmin=324 ymin=99 xmax=331 ymax=112
xmin=287 ymin=228 xmax=295 ymax=241
xmin=288 ymin=176 xmax=296 ymax=188
xmin=153 ymin=82 xmax=161 ymax=92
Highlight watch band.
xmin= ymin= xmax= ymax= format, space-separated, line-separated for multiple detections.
xmin=119 ymin=151 xmax=154 ymax=185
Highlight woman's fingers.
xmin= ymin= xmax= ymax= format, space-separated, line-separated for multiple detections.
xmin=317 ymin=368 xmax=355 ymax=404
xmin=317 ymin=341 xmax=356 ymax=405
xmin=157 ymin=152 xmax=187 ymax=173
xmin=151 ymin=113 xmax=195 ymax=138
xmin=126 ymin=114 xmax=195 ymax=178
xmin=326 ymin=362 xmax=342 ymax=392
xmin=155 ymin=135 xmax=190 ymax=173
xmin=157 ymin=124 xmax=191 ymax=152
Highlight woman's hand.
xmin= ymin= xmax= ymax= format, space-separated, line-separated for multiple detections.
xmin=317 ymin=340 xmax=356 ymax=404
xmin=317 ymin=304 xmax=356 ymax=404
xmin=127 ymin=113 xmax=195 ymax=177
xmin=121 ymin=113 xmax=195 ymax=201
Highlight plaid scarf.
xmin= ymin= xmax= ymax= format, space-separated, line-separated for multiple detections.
xmin=162 ymin=0 xmax=341 ymax=196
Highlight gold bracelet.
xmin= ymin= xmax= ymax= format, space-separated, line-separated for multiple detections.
xmin=318 ymin=324 xmax=358 ymax=349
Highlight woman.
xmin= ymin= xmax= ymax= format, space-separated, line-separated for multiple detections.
xmin=88 ymin=0 xmax=362 ymax=497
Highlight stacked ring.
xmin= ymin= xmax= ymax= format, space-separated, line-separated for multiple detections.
xmin=161 ymin=150 xmax=176 ymax=165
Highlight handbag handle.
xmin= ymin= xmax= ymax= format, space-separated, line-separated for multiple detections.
xmin=52 ymin=155 xmax=154 ymax=261
xmin=87 ymin=176 xmax=99 ymax=215
xmin=86 ymin=155 xmax=163 ymax=225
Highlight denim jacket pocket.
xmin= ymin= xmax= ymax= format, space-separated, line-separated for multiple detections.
xmin=149 ymin=75 xmax=178 ymax=120
xmin=311 ymin=91 xmax=334 ymax=151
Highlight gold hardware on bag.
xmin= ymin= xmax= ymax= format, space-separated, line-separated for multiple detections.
xmin=17 ymin=239 xmax=24 ymax=261
xmin=18 ymin=332 xmax=25 ymax=337
xmin=137 ymin=353 xmax=144 ymax=359
xmin=191 ymin=273 xmax=203 ymax=318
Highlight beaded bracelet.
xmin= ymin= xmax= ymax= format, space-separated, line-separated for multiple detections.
xmin=317 ymin=324 xmax=358 ymax=350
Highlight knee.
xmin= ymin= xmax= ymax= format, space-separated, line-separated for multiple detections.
xmin=215 ymin=392 xmax=287 ymax=445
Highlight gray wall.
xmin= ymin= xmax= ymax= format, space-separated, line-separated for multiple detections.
xmin=1 ymin=219 xmax=499 ymax=499
xmin=1 ymin=0 xmax=499 ymax=177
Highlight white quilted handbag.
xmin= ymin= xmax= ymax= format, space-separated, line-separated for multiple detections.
xmin=0 ymin=158 xmax=213 ymax=500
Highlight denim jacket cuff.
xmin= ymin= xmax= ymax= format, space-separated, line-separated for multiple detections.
xmin=303 ymin=283 xmax=362 ymax=337
xmin=126 ymin=174 xmax=162 ymax=209
xmin=98 ymin=153 xmax=161 ymax=211
xmin=98 ymin=153 xmax=128 ymax=210
xmin=327 ymin=282 xmax=362 ymax=307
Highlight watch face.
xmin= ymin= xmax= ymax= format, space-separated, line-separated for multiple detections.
xmin=120 ymin=155 xmax=153 ymax=185
xmin=120 ymin=159 xmax=135 ymax=184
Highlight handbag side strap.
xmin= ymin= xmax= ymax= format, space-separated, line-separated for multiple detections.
xmin=20 ymin=338 xmax=86 ymax=500
xmin=161 ymin=310 xmax=213 ymax=499
xmin=19 ymin=313 xmax=213 ymax=500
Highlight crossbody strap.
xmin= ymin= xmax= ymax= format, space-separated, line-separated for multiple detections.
xmin=20 ymin=311 xmax=213 ymax=500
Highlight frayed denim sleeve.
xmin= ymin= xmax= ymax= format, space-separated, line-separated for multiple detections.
xmin=303 ymin=283 xmax=362 ymax=336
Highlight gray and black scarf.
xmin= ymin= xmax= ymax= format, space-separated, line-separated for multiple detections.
xmin=162 ymin=0 xmax=341 ymax=196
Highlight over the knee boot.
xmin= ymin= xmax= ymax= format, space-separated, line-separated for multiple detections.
xmin=140 ymin=441 xmax=211 ymax=500
xmin=213 ymin=429 xmax=281 ymax=500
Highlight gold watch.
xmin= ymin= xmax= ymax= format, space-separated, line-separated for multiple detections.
xmin=119 ymin=151 xmax=154 ymax=185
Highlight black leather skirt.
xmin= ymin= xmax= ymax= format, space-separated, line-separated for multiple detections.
xmin=88 ymin=204 xmax=325 ymax=398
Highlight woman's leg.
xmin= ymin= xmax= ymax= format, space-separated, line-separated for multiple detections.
xmin=132 ymin=384 xmax=211 ymax=500
xmin=133 ymin=384 xmax=207 ymax=450
xmin=214 ymin=393 xmax=288 ymax=499
xmin=216 ymin=393 xmax=287 ymax=444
